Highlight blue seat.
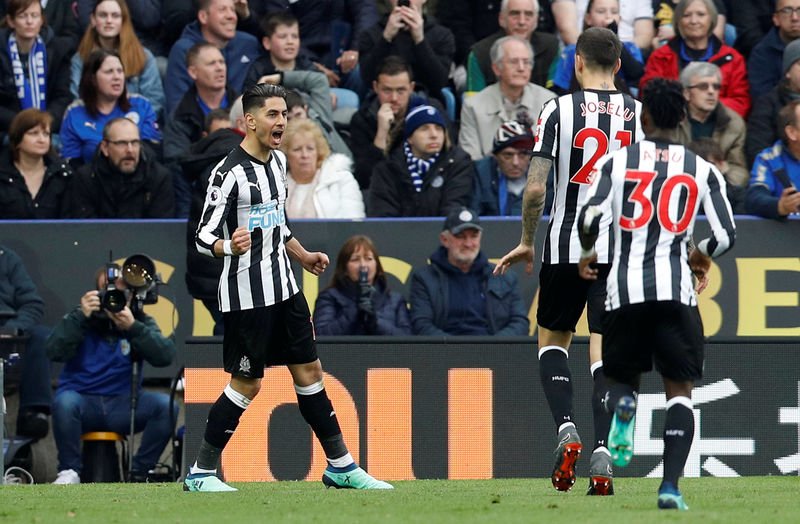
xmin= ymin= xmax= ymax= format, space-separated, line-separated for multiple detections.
xmin=331 ymin=88 xmax=360 ymax=109
xmin=441 ymin=87 xmax=456 ymax=121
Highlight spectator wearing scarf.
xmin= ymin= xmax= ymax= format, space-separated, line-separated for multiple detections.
xmin=367 ymin=98 xmax=474 ymax=217
xmin=0 ymin=0 xmax=73 ymax=135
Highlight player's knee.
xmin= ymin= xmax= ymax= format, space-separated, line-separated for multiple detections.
xmin=230 ymin=376 xmax=261 ymax=399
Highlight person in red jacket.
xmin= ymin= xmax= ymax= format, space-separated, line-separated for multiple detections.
xmin=640 ymin=0 xmax=750 ymax=118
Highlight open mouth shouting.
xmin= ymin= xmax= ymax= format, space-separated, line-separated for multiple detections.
xmin=271 ymin=129 xmax=284 ymax=146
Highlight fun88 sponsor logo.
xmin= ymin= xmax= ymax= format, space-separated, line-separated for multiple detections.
xmin=248 ymin=202 xmax=285 ymax=231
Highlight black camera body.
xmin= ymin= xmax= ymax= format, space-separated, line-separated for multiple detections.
xmin=94 ymin=254 xmax=160 ymax=318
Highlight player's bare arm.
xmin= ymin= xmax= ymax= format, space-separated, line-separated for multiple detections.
xmin=285 ymin=237 xmax=329 ymax=275
xmin=494 ymin=156 xmax=552 ymax=276
xmin=213 ymin=226 xmax=251 ymax=257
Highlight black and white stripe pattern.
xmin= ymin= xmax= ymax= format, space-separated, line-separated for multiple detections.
xmin=532 ymin=90 xmax=642 ymax=264
xmin=196 ymin=147 xmax=299 ymax=312
xmin=581 ymin=140 xmax=736 ymax=310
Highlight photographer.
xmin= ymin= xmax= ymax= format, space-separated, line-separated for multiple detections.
xmin=46 ymin=265 xmax=177 ymax=485
xmin=313 ymin=235 xmax=410 ymax=335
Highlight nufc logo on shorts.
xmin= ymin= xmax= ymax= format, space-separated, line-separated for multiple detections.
xmin=239 ymin=356 xmax=251 ymax=374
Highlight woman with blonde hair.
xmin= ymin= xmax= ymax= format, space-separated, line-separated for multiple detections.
xmin=69 ymin=0 xmax=164 ymax=116
xmin=281 ymin=118 xmax=365 ymax=219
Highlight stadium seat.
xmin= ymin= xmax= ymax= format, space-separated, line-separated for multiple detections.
xmin=441 ymin=87 xmax=456 ymax=122
xmin=81 ymin=432 xmax=126 ymax=483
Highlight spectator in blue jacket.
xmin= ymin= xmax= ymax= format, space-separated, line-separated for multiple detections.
xmin=47 ymin=266 xmax=177 ymax=485
xmin=409 ymin=207 xmax=530 ymax=335
xmin=746 ymin=99 xmax=800 ymax=219
xmin=164 ymin=0 xmax=261 ymax=113
xmin=472 ymin=119 xmax=535 ymax=216
xmin=747 ymin=0 xmax=800 ymax=104
xmin=314 ymin=235 xmax=410 ymax=335
xmin=60 ymin=49 xmax=161 ymax=165
xmin=70 ymin=0 xmax=165 ymax=118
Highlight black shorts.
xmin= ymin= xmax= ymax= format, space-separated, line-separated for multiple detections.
xmin=222 ymin=292 xmax=318 ymax=378
xmin=537 ymin=263 xmax=610 ymax=333
xmin=602 ymin=301 xmax=705 ymax=383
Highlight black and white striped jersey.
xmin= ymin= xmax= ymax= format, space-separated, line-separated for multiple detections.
xmin=532 ymin=89 xmax=642 ymax=264
xmin=580 ymin=140 xmax=736 ymax=310
xmin=195 ymin=146 xmax=299 ymax=312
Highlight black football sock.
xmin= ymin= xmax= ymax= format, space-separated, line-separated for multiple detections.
xmin=661 ymin=396 xmax=695 ymax=490
xmin=539 ymin=346 xmax=574 ymax=430
xmin=591 ymin=362 xmax=611 ymax=451
xmin=197 ymin=384 xmax=250 ymax=471
xmin=295 ymin=381 xmax=351 ymax=466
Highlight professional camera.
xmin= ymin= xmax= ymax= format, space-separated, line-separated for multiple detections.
xmin=97 ymin=254 xmax=160 ymax=315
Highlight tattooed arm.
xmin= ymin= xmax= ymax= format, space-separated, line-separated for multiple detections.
xmin=493 ymin=156 xmax=553 ymax=275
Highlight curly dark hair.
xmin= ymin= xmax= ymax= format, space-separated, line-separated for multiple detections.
xmin=641 ymin=78 xmax=686 ymax=130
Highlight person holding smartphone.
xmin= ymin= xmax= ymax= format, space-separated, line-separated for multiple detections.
xmin=358 ymin=0 xmax=455 ymax=100
xmin=313 ymin=235 xmax=411 ymax=335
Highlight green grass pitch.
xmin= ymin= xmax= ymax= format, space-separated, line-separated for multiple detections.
xmin=1 ymin=477 xmax=797 ymax=523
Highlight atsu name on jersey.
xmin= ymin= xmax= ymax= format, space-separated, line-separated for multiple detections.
xmin=248 ymin=202 xmax=286 ymax=231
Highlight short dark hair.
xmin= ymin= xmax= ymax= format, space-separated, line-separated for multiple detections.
xmin=242 ymin=83 xmax=287 ymax=115
xmin=376 ymin=55 xmax=413 ymax=81
xmin=641 ymin=78 xmax=686 ymax=130
xmin=575 ymin=27 xmax=622 ymax=70
xmin=185 ymin=41 xmax=218 ymax=68
xmin=79 ymin=49 xmax=130 ymax=118
xmin=8 ymin=109 xmax=53 ymax=162
xmin=260 ymin=11 xmax=298 ymax=38
xmin=688 ymin=137 xmax=724 ymax=164
xmin=204 ymin=107 xmax=231 ymax=132
xmin=285 ymin=90 xmax=305 ymax=110
xmin=778 ymin=99 xmax=800 ymax=143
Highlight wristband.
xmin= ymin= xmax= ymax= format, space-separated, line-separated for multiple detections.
xmin=222 ymin=240 xmax=234 ymax=256
xmin=580 ymin=246 xmax=596 ymax=259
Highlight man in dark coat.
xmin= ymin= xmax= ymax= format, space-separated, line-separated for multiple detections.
xmin=408 ymin=207 xmax=529 ymax=335
xmin=178 ymin=117 xmax=245 ymax=335
xmin=367 ymin=99 xmax=472 ymax=217
xmin=358 ymin=0 xmax=454 ymax=99
xmin=69 ymin=118 xmax=175 ymax=218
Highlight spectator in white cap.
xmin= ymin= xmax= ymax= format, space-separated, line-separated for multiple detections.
xmin=408 ymin=205 xmax=530 ymax=335
xmin=367 ymin=98 xmax=474 ymax=217
xmin=471 ymin=119 xmax=537 ymax=216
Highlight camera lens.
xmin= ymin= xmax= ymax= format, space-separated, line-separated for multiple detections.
xmin=103 ymin=289 xmax=127 ymax=313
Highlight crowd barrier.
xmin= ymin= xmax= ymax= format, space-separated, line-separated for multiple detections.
xmin=183 ymin=336 xmax=800 ymax=480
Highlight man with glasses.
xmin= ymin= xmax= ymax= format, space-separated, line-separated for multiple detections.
xmin=748 ymin=0 xmax=800 ymax=102
xmin=675 ymin=61 xmax=749 ymax=187
xmin=472 ymin=119 xmax=541 ymax=216
xmin=465 ymin=0 xmax=562 ymax=92
xmin=460 ymin=36 xmax=555 ymax=160
xmin=69 ymin=117 xmax=175 ymax=218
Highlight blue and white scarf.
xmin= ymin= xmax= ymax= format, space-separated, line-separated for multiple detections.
xmin=404 ymin=142 xmax=439 ymax=193
xmin=8 ymin=32 xmax=47 ymax=110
